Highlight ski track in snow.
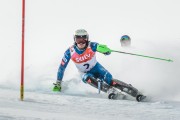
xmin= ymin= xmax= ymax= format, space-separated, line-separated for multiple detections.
xmin=0 ymin=88 xmax=180 ymax=120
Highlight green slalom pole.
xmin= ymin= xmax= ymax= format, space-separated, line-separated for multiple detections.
xmin=110 ymin=50 xmax=173 ymax=62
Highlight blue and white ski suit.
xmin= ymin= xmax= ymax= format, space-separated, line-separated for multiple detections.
xmin=57 ymin=42 xmax=112 ymax=85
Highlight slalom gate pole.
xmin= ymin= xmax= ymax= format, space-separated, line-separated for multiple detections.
xmin=20 ymin=0 xmax=25 ymax=101
xmin=110 ymin=50 xmax=173 ymax=62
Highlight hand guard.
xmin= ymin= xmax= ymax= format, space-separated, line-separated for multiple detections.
xmin=53 ymin=81 xmax=61 ymax=92
xmin=97 ymin=44 xmax=111 ymax=55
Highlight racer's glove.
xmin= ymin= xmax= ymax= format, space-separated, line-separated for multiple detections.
xmin=53 ymin=80 xmax=62 ymax=92
xmin=97 ymin=44 xmax=111 ymax=55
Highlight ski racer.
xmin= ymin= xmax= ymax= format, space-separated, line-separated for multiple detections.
xmin=53 ymin=29 xmax=145 ymax=101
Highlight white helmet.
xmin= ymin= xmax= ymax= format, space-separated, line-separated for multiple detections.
xmin=74 ymin=29 xmax=89 ymax=41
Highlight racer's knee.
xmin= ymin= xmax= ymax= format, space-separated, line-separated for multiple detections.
xmin=104 ymin=73 xmax=113 ymax=85
xmin=82 ymin=73 xmax=94 ymax=83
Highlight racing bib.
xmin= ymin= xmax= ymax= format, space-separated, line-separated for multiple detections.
xmin=70 ymin=46 xmax=97 ymax=72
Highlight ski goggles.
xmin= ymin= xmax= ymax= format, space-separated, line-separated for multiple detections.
xmin=75 ymin=35 xmax=87 ymax=44
xmin=75 ymin=35 xmax=87 ymax=39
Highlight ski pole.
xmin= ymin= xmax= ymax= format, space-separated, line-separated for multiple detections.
xmin=110 ymin=50 xmax=173 ymax=62
xmin=97 ymin=79 xmax=102 ymax=94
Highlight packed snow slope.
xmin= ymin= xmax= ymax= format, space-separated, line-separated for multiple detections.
xmin=0 ymin=0 xmax=180 ymax=119
xmin=0 ymin=86 xmax=180 ymax=120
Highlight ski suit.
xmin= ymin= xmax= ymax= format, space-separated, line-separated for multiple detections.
xmin=57 ymin=42 xmax=112 ymax=85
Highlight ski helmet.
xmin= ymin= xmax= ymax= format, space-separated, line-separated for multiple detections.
xmin=120 ymin=35 xmax=131 ymax=46
xmin=74 ymin=29 xmax=89 ymax=43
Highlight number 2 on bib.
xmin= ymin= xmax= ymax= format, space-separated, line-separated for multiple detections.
xmin=83 ymin=63 xmax=90 ymax=69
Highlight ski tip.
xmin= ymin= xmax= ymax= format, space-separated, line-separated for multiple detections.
xmin=108 ymin=93 xmax=117 ymax=100
xmin=136 ymin=95 xmax=146 ymax=102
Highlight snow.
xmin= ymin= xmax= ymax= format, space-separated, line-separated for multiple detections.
xmin=1 ymin=0 xmax=180 ymax=119
xmin=1 ymin=88 xmax=180 ymax=120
